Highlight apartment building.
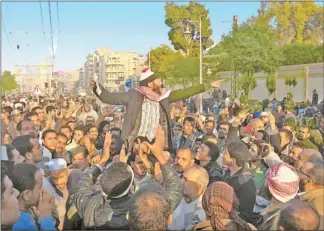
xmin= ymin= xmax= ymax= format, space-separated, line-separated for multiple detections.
xmin=81 ymin=48 xmax=145 ymax=92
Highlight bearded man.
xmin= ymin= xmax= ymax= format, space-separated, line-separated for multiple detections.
xmin=91 ymin=68 xmax=223 ymax=151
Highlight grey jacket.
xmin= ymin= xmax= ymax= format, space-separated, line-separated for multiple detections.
xmin=73 ymin=163 xmax=183 ymax=229
xmin=94 ymin=83 xmax=208 ymax=152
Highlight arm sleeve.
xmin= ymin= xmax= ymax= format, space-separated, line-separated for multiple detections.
xmin=160 ymin=163 xmax=183 ymax=213
xmin=170 ymin=84 xmax=207 ymax=103
xmin=93 ymin=84 xmax=130 ymax=105
xmin=73 ymin=166 xmax=102 ymax=219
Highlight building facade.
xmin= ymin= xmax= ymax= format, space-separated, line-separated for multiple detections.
xmin=80 ymin=48 xmax=145 ymax=92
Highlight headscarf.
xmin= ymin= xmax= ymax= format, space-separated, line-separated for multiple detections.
xmin=202 ymin=182 xmax=252 ymax=231
xmin=266 ymin=163 xmax=299 ymax=203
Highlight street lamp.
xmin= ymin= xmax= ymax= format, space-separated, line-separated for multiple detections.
xmin=181 ymin=16 xmax=203 ymax=113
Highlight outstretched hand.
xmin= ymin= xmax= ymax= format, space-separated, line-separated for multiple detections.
xmin=210 ymin=79 xmax=225 ymax=88
xmin=143 ymin=125 xmax=167 ymax=166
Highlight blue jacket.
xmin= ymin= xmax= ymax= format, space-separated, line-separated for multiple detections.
xmin=12 ymin=211 xmax=56 ymax=230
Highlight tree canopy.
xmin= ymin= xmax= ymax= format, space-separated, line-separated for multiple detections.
xmin=1 ymin=71 xmax=19 ymax=93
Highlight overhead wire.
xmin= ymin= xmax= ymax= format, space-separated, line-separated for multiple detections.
xmin=48 ymin=1 xmax=55 ymax=58
xmin=56 ymin=2 xmax=61 ymax=32
xmin=39 ymin=1 xmax=46 ymax=39
xmin=2 ymin=17 xmax=12 ymax=48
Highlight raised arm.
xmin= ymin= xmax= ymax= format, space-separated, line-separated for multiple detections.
xmin=143 ymin=126 xmax=183 ymax=212
xmin=170 ymin=79 xmax=224 ymax=103
xmin=91 ymin=80 xmax=130 ymax=105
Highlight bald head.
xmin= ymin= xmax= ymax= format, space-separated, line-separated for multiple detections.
xmin=252 ymin=118 xmax=264 ymax=132
xmin=129 ymin=183 xmax=171 ymax=230
xmin=182 ymin=165 xmax=209 ymax=203
xmin=277 ymin=199 xmax=320 ymax=231
xmin=296 ymin=149 xmax=323 ymax=169
xmin=175 ymin=148 xmax=195 ymax=173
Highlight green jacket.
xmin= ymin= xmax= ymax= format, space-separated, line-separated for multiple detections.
xmin=301 ymin=139 xmax=319 ymax=151
xmin=94 ymin=83 xmax=209 ymax=151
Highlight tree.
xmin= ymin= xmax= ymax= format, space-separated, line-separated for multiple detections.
xmin=165 ymin=2 xmax=213 ymax=56
xmin=208 ymin=13 xmax=281 ymax=98
xmin=1 ymin=71 xmax=19 ymax=93
xmin=266 ymin=74 xmax=276 ymax=96
xmin=269 ymin=2 xmax=321 ymax=45
xmin=147 ymin=45 xmax=180 ymax=81
xmin=169 ymin=56 xmax=200 ymax=87
xmin=279 ymin=43 xmax=324 ymax=65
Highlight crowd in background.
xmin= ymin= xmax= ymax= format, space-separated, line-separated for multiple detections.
xmin=1 ymin=86 xmax=323 ymax=230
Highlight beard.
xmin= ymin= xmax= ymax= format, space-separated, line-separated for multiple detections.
xmin=299 ymin=179 xmax=308 ymax=192
xmin=152 ymin=83 xmax=162 ymax=94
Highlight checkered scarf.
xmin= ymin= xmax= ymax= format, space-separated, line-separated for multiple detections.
xmin=202 ymin=182 xmax=252 ymax=231
xmin=266 ymin=163 xmax=299 ymax=203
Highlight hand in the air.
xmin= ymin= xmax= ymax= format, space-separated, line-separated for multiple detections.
xmin=90 ymin=80 xmax=96 ymax=90
xmin=210 ymin=79 xmax=225 ymax=88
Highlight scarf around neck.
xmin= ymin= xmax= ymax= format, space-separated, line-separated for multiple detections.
xmin=135 ymin=86 xmax=171 ymax=102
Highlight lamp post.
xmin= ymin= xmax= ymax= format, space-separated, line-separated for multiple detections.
xmin=182 ymin=16 xmax=203 ymax=113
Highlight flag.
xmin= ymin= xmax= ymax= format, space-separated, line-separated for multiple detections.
xmin=125 ymin=80 xmax=132 ymax=89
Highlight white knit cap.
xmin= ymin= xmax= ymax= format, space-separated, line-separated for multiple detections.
xmin=139 ymin=68 xmax=155 ymax=82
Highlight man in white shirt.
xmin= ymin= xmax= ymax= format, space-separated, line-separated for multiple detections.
xmin=168 ymin=165 xmax=209 ymax=230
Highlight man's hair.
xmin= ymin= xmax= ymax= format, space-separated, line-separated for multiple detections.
xmin=292 ymin=141 xmax=305 ymax=150
xmin=305 ymin=159 xmax=324 ymax=186
xmin=218 ymin=121 xmax=231 ymax=128
xmin=74 ymin=126 xmax=86 ymax=135
xmin=11 ymin=163 xmax=39 ymax=193
xmin=2 ymin=106 xmax=13 ymax=114
xmin=204 ymin=141 xmax=220 ymax=162
xmin=100 ymin=162 xmax=132 ymax=197
xmin=300 ymin=125 xmax=311 ymax=133
xmin=87 ymin=125 xmax=98 ymax=132
xmin=227 ymin=140 xmax=250 ymax=167
xmin=129 ymin=183 xmax=170 ymax=230
xmin=31 ymin=106 xmax=43 ymax=113
xmin=71 ymin=146 xmax=89 ymax=158
xmin=5 ymin=144 xmax=17 ymax=161
xmin=16 ymin=120 xmax=28 ymax=132
xmin=12 ymin=135 xmax=33 ymax=158
xmin=1 ymin=163 xmax=8 ymax=197
xmin=60 ymin=125 xmax=72 ymax=133
xmin=280 ymin=128 xmax=293 ymax=143
xmin=183 ymin=116 xmax=195 ymax=126
xmin=24 ymin=111 xmax=38 ymax=120
xmin=41 ymin=129 xmax=57 ymax=140
xmin=57 ymin=132 xmax=68 ymax=141
xmin=256 ymin=130 xmax=270 ymax=143
xmin=46 ymin=106 xmax=56 ymax=114
xmin=278 ymin=199 xmax=320 ymax=231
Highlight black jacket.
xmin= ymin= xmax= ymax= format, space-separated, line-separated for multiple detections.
xmin=225 ymin=168 xmax=257 ymax=224
xmin=204 ymin=161 xmax=224 ymax=186
xmin=73 ymin=163 xmax=183 ymax=229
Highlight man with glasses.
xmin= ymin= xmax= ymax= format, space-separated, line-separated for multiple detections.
xmin=297 ymin=159 xmax=324 ymax=230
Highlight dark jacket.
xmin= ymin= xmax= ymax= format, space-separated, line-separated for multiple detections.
xmin=204 ymin=161 xmax=223 ymax=186
xmin=73 ymin=163 xmax=183 ymax=229
xmin=224 ymin=168 xmax=257 ymax=224
xmin=94 ymin=84 xmax=208 ymax=151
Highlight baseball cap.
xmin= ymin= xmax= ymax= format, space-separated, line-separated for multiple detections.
xmin=11 ymin=110 xmax=22 ymax=117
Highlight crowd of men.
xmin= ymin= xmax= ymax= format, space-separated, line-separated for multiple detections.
xmin=1 ymin=73 xmax=324 ymax=231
